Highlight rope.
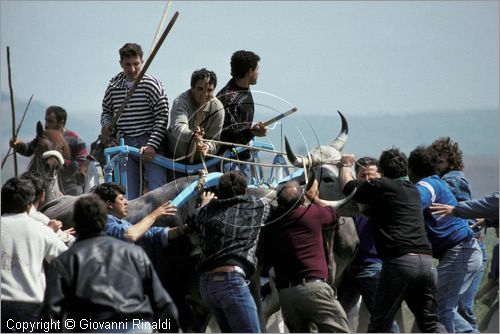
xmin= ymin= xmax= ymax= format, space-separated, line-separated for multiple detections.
xmin=204 ymin=153 xmax=295 ymax=168
xmin=202 ymin=138 xmax=287 ymax=156
xmin=139 ymin=155 xmax=143 ymax=197
xmin=172 ymin=152 xmax=194 ymax=162
xmin=195 ymin=154 xmax=209 ymax=205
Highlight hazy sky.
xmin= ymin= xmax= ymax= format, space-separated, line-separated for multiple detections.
xmin=1 ymin=0 xmax=498 ymax=123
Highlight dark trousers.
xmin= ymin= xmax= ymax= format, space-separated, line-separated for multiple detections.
xmin=1 ymin=301 xmax=41 ymax=333
xmin=368 ymin=253 xmax=447 ymax=333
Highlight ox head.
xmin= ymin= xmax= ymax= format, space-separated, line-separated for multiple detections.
xmin=285 ymin=111 xmax=358 ymax=215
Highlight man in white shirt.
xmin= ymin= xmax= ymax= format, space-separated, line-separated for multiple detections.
xmin=1 ymin=177 xmax=67 ymax=332
xmin=22 ymin=172 xmax=75 ymax=246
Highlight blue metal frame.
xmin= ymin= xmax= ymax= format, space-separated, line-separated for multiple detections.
xmin=103 ymin=139 xmax=300 ymax=206
xmin=170 ymin=172 xmax=224 ymax=208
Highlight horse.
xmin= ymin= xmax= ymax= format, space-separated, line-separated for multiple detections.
xmin=23 ymin=121 xmax=70 ymax=203
xmin=20 ymin=120 xmax=102 ymax=205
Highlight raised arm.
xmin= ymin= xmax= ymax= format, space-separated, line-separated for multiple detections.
xmin=430 ymin=190 xmax=499 ymax=219
xmin=124 ymin=201 xmax=177 ymax=243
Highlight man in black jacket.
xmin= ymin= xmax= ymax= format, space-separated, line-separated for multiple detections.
xmin=216 ymin=51 xmax=267 ymax=163
xmin=340 ymin=148 xmax=446 ymax=333
xmin=42 ymin=194 xmax=179 ymax=332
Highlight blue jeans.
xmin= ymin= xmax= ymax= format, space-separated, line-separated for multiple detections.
xmin=454 ymin=239 xmax=488 ymax=333
xmin=199 ymin=271 xmax=260 ymax=333
xmin=368 ymin=254 xmax=446 ymax=333
xmin=437 ymin=238 xmax=482 ymax=333
xmin=340 ymin=262 xmax=400 ymax=332
xmin=123 ymin=134 xmax=167 ymax=200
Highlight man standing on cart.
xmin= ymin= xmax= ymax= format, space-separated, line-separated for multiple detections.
xmin=100 ymin=43 xmax=169 ymax=200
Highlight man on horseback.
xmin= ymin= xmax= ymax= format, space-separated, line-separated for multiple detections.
xmin=10 ymin=106 xmax=88 ymax=196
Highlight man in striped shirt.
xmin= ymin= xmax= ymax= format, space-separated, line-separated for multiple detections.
xmin=101 ymin=43 xmax=169 ymax=200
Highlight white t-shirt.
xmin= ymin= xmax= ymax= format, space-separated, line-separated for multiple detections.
xmin=1 ymin=212 xmax=67 ymax=303
xmin=29 ymin=206 xmax=76 ymax=246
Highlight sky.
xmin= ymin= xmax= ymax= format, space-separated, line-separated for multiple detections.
xmin=1 ymin=1 xmax=498 ymax=119
xmin=0 ymin=0 xmax=498 ymax=190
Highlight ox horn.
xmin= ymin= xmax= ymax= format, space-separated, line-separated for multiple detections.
xmin=285 ymin=136 xmax=309 ymax=168
xmin=323 ymin=187 xmax=357 ymax=209
xmin=330 ymin=110 xmax=349 ymax=151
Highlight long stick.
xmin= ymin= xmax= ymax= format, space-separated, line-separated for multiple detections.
xmin=149 ymin=0 xmax=172 ymax=57
xmin=2 ymin=94 xmax=34 ymax=168
xmin=261 ymin=107 xmax=298 ymax=127
xmin=108 ymin=11 xmax=179 ymax=133
xmin=7 ymin=46 xmax=18 ymax=176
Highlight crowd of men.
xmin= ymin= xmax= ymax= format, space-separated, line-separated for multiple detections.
xmin=2 ymin=42 xmax=499 ymax=333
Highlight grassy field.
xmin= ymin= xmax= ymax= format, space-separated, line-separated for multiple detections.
xmin=473 ymin=228 xmax=498 ymax=332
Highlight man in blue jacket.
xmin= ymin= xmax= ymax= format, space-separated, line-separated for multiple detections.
xmin=408 ymin=145 xmax=482 ymax=333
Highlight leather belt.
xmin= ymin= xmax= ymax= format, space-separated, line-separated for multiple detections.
xmin=406 ymin=253 xmax=432 ymax=256
xmin=277 ymin=277 xmax=326 ymax=290
xmin=209 ymin=265 xmax=246 ymax=278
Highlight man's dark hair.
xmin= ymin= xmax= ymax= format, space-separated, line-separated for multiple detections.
xmin=46 ymin=106 xmax=67 ymax=125
xmin=190 ymin=68 xmax=217 ymax=88
xmin=230 ymin=50 xmax=260 ymax=79
xmin=378 ymin=147 xmax=408 ymax=179
xmin=119 ymin=43 xmax=143 ymax=61
xmin=430 ymin=137 xmax=464 ymax=175
xmin=73 ymin=194 xmax=107 ymax=237
xmin=218 ymin=171 xmax=247 ymax=199
xmin=92 ymin=182 xmax=126 ymax=203
xmin=355 ymin=156 xmax=379 ymax=174
xmin=276 ymin=181 xmax=304 ymax=209
xmin=1 ymin=177 xmax=35 ymax=214
xmin=408 ymin=145 xmax=439 ymax=179
xmin=20 ymin=172 xmax=45 ymax=203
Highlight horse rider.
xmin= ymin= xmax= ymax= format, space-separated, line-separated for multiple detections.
xmin=10 ymin=106 xmax=88 ymax=196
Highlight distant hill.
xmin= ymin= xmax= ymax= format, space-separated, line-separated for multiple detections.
xmin=266 ymin=109 xmax=499 ymax=158
xmin=2 ymin=93 xmax=498 ymax=196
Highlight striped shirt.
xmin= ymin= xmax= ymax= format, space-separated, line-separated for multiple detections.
xmin=101 ymin=72 xmax=169 ymax=150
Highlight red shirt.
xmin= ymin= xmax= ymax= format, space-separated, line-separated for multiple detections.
xmin=262 ymin=204 xmax=336 ymax=288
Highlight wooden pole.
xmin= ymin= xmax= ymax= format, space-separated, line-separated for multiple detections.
xmin=149 ymin=0 xmax=173 ymax=57
xmin=2 ymin=94 xmax=34 ymax=168
xmin=7 ymin=46 xmax=18 ymax=176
